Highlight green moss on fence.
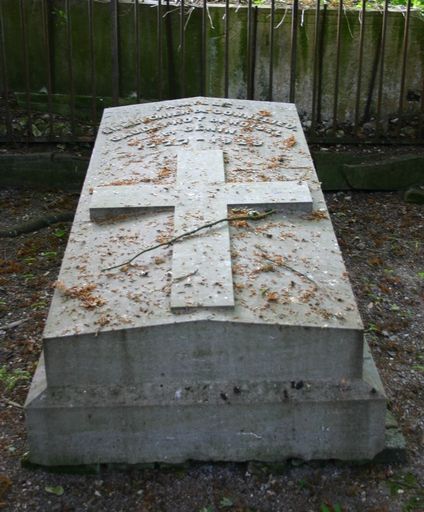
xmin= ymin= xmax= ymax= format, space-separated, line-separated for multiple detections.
xmin=1 ymin=0 xmax=423 ymax=130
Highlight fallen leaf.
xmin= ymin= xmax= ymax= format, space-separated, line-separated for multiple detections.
xmin=308 ymin=210 xmax=328 ymax=221
xmin=45 ymin=485 xmax=64 ymax=496
xmin=231 ymin=220 xmax=249 ymax=228
xmin=0 ymin=475 xmax=11 ymax=502
xmin=266 ymin=292 xmax=279 ymax=302
xmin=368 ymin=256 xmax=383 ymax=266
xmin=282 ymin=135 xmax=296 ymax=147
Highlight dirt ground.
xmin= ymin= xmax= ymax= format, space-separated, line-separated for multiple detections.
xmin=0 ymin=185 xmax=423 ymax=512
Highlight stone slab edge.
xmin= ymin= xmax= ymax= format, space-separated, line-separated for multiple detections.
xmin=363 ymin=342 xmax=407 ymax=463
xmin=25 ymin=342 xmax=405 ymax=466
xmin=312 ymin=152 xmax=424 ymax=191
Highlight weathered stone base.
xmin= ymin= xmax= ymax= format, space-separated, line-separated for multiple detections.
xmin=25 ymin=345 xmax=389 ymax=466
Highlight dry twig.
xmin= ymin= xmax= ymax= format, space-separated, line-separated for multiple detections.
xmin=103 ymin=209 xmax=276 ymax=272
xmin=254 ymin=244 xmax=317 ymax=287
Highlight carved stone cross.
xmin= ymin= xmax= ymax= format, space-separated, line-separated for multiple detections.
xmin=90 ymin=149 xmax=313 ymax=309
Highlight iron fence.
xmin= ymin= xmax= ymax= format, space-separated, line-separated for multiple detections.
xmin=0 ymin=0 xmax=423 ymax=144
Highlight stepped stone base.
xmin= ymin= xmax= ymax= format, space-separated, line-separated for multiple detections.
xmin=25 ymin=344 xmax=388 ymax=466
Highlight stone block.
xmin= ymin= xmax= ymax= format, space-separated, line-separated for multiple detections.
xmin=26 ymin=343 xmax=386 ymax=465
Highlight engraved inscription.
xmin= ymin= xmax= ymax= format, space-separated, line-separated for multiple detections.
xmin=101 ymin=101 xmax=298 ymax=147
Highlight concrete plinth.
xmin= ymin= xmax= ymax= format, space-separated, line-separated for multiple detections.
xmin=26 ymin=344 xmax=387 ymax=466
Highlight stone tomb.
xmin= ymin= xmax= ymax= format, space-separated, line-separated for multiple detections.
xmin=25 ymin=98 xmax=387 ymax=465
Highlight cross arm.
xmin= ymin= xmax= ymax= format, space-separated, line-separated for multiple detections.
xmin=223 ymin=182 xmax=313 ymax=213
xmin=89 ymin=184 xmax=178 ymax=222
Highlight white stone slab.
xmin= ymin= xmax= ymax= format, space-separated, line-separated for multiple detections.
xmin=41 ymin=97 xmax=364 ymax=387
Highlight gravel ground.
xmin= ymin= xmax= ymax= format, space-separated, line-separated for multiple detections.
xmin=0 ymin=187 xmax=423 ymax=512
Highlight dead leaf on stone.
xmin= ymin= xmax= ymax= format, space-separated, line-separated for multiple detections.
xmin=105 ymin=178 xmax=144 ymax=186
xmin=230 ymin=220 xmax=249 ymax=228
xmin=282 ymin=135 xmax=296 ymax=148
xmin=55 ymin=281 xmax=106 ymax=309
xmin=253 ymin=264 xmax=275 ymax=273
xmin=266 ymin=291 xmax=279 ymax=302
xmin=308 ymin=210 xmax=328 ymax=221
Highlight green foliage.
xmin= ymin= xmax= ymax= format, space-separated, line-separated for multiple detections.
xmin=40 ymin=251 xmax=58 ymax=258
xmin=386 ymin=472 xmax=424 ymax=511
xmin=220 ymin=497 xmax=234 ymax=508
xmin=320 ymin=504 xmax=343 ymax=512
xmin=51 ymin=8 xmax=68 ymax=25
xmin=404 ymin=495 xmax=424 ymax=512
xmin=53 ymin=228 xmax=67 ymax=239
xmin=387 ymin=472 xmax=418 ymax=495
xmin=324 ymin=0 xmax=424 ymax=12
xmin=0 ymin=366 xmax=31 ymax=391
xmin=391 ymin=0 xmax=424 ymax=8
xmin=45 ymin=485 xmax=65 ymax=496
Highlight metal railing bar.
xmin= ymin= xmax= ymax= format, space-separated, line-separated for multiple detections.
xmin=42 ymin=0 xmax=54 ymax=139
xmin=180 ymin=0 xmax=185 ymax=97
xmin=316 ymin=3 xmax=327 ymax=124
xmin=268 ymin=0 xmax=275 ymax=101
xmin=157 ymin=0 xmax=163 ymax=100
xmin=311 ymin=0 xmax=321 ymax=133
xmin=88 ymin=0 xmax=97 ymax=128
xmin=65 ymin=0 xmax=76 ymax=137
xmin=419 ymin=76 xmax=424 ymax=138
xmin=247 ymin=0 xmax=253 ymax=100
xmin=397 ymin=0 xmax=411 ymax=137
xmin=363 ymin=27 xmax=380 ymax=124
xmin=354 ymin=0 xmax=366 ymax=134
xmin=376 ymin=0 xmax=388 ymax=137
xmin=251 ymin=5 xmax=258 ymax=99
xmin=110 ymin=0 xmax=120 ymax=106
xmin=332 ymin=0 xmax=343 ymax=131
xmin=224 ymin=0 xmax=229 ymax=98
xmin=165 ymin=0 xmax=176 ymax=98
xmin=0 ymin=1 xmax=12 ymax=139
xmin=135 ymin=0 xmax=141 ymax=102
xmin=289 ymin=0 xmax=298 ymax=103
xmin=19 ymin=0 xmax=32 ymax=140
xmin=201 ymin=0 xmax=207 ymax=96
